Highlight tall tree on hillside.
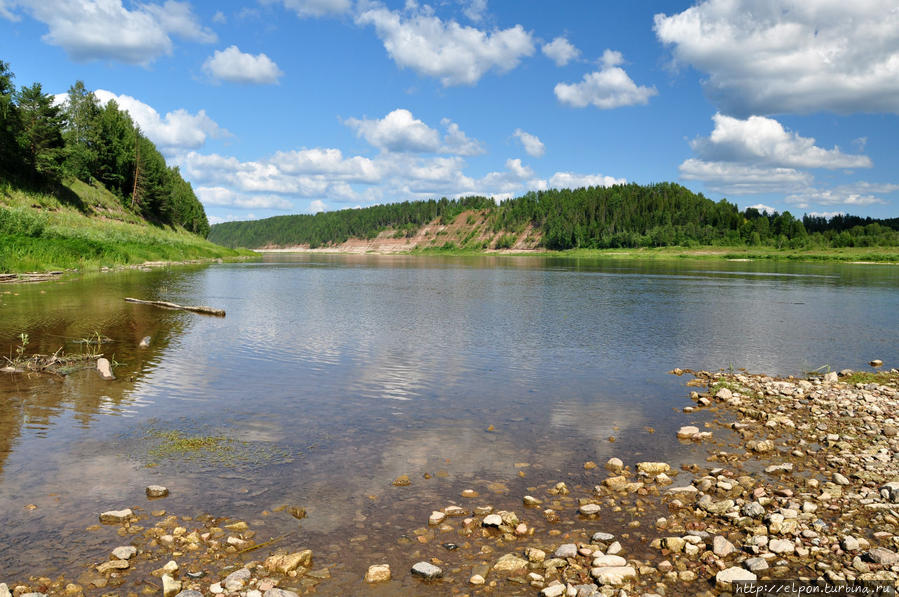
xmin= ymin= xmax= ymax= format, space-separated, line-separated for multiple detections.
xmin=62 ymin=81 xmax=100 ymax=180
xmin=0 ymin=60 xmax=23 ymax=178
xmin=94 ymin=99 xmax=136 ymax=199
xmin=15 ymin=82 xmax=66 ymax=182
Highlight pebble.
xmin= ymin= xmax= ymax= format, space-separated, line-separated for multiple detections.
xmin=676 ymin=426 xmax=699 ymax=439
xmin=591 ymin=532 xmax=615 ymax=542
xmin=111 ymin=546 xmax=136 ymax=560
xmin=161 ymin=574 xmax=181 ymax=597
xmin=96 ymin=358 xmax=115 ymax=380
xmin=98 ymin=509 xmax=132 ymax=523
xmin=605 ymin=457 xmax=623 ymax=472
xmin=364 ymin=564 xmax=390 ymax=583
xmin=554 ymin=544 xmax=578 ymax=559
xmin=264 ymin=590 xmax=299 ymax=597
xmin=591 ymin=566 xmax=636 ymax=586
xmin=578 ymin=503 xmax=601 ymax=516
xmin=482 ymin=514 xmax=502 ymax=527
xmin=713 ymin=535 xmax=736 ymax=557
xmin=591 ymin=554 xmax=627 ymax=567
xmin=411 ymin=561 xmax=443 ymax=580
xmin=716 ymin=566 xmax=756 ymax=588
xmin=146 ymin=485 xmax=169 ymax=498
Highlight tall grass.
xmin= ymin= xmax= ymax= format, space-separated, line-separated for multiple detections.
xmin=0 ymin=181 xmax=251 ymax=273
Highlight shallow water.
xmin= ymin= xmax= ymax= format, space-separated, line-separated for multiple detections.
xmin=0 ymin=255 xmax=897 ymax=590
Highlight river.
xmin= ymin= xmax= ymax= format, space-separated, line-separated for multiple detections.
xmin=0 ymin=254 xmax=897 ymax=592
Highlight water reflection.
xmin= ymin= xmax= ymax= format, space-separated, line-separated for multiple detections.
xmin=0 ymin=255 xmax=896 ymax=581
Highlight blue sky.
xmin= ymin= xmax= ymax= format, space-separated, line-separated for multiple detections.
xmin=2 ymin=0 xmax=898 ymax=224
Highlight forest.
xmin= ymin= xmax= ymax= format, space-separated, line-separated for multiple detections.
xmin=208 ymin=182 xmax=899 ymax=250
xmin=0 ymin=61 xmax=209 ymax=236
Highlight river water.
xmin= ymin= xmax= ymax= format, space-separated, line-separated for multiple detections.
xmin=0 ymin=254 xmax=897 ymax=590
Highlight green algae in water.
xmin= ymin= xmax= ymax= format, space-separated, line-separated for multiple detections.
xmin=122 ymin=420 xmax=298 ymax=471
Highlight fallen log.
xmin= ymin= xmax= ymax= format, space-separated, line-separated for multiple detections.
xmin=124 ymin=297 xmax=226 ymax=317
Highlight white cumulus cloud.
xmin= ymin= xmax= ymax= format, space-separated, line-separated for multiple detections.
xmin=309 ymin=199 xmax=327 ymax=213
xmin=678 ymin=159 xmax=811 ymax=195
xmin=355 ymin=2 xmax=535 ymax=86
xmin=195 ymin=186 xmax=293 ymax=210
xmin=542 ymin=36 xmax=579 ymax=66
xmin=691 ymin=113 xmax=872 ymax=169
xmin=654 ymin=0 xmax=899 ymax=115
xmin=60 ymin=90 xmax=230 ymax=154
xmin=513 ymin=129 xmax=545 ymax=158
xmin=554 ymin=49 xmax=657 ymax=109
xmin=265 ymin=0 xmax=352 ymax=17
xmin=747 ymin=204 xmax=777 ymax=215
xmin=203 ymin=45 xmax=283 ymax=84
xmin=0 ymin=0 xmax=215 ymax=64
xmin=785 ymin=183 xmax=899 ymax=208
xmin=345 ymin=109 xmax=484 ymax=155
xmin=549 ymin=171 xmax=626 ymax=189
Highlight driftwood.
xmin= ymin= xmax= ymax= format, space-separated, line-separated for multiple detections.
xmin=0 ymin=271 xmax=64 ymax=284
xmin=125 ymin=297 xmax=226 ymax=317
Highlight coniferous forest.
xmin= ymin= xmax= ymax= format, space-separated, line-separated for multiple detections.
xmin=0 ymin=61 xmax=209 ymax=236
xmin=208 ymin=183 xmax=899 ymax=251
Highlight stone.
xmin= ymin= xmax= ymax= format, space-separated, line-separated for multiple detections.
xmin=96 ymin=560 xmax=129 ymax=574
xmin=162 ymin=575 xmax=181 ymax=597
xmin=96 ymin=358 xmax=115 ymax=380
xmin=99 ymin=509 xmax=132 ymax=523
xmin=662 ymin=537 xmax=685 ymax=553
xmin=637 ymin=462 xmax=670 ymax=475
xmin=264 ymin=550 xmax=312 ymax=574
xmin=138 ymin=336 xmax=151 ymax=349
xmin=842 ymin=536 xmax=861 ymax=551
xmin=146 ymin=485 xmax=169 ymax=498
xmin=428 ymin=511 xmax=446 ymax=525
xmin=834 ymin=472 xmax=851 ymax=485
xmin=765 ymin=463 xmax=793 ymax=474
xmin=482 ymin=514 xmax=503 ymax=527
xmin=579 ymin=503 xmax=601 ymax=516
xmin=591 ymin=555 xmax=627 ymax=567
xmin=823 ymin=371 xmax=838 ymax=383
xmin=392 ymin=475 xmax=411 ymax=486
xmin=769 ymin=539 xmax=795 ymax=554
xmin=525 ymin=547 xmax=546 ymax=562
xmin=111 ymin=546 xmax=137 ymax=560
xmin=713 ymin=535 xmax=736 ymax=557
xmin=716 ymin=567 xmax=756 ymax=589
xmin=523 ymin=495 xmax=543 ymax=506
xmin=411 ymin=561 xmax=443 ymax=580
xmin=541 ymin=584 xmax=566 ymax=597
xmin=881 ymin=482 xmax=899 ymax=503
xmin=607 ymin=541 xmax=622 ymax=555
xmin=0 ymin=584 xmax=8 ymax=597
xmin=742 ymin=502 xmax=765 ymax=518
xmin=606 ymin=457 xmax=623 ymax=472
xmin=864 ymin=548 xmax=899 ymax=566
xmin=554 ymin=544 xmax=578 ymax=558
xmin=493 ymin=553 xmax=529 ymax=574
xmin=744 ymin=557 xmax=769 ymax=572
xmin=592 ymin=532 xmax=615 ymax=543
xmin=222 ymin=568 xmax=251 ymax=592
xmin=264 ymin=590 xmax=299 ymax=597
xmin=364 ymin=564 xmax=390 ymax=583
xmin=677 ymin=426 xmax=699 ymax=439
xmin=174 ymin=592 xmax=202 ymax=597
xmin=469 ymin=574 xmax=485 ymax=585
xmin=591 ymin=566 xmax=636 ymax=586
xmin=870 ymin=359 xmax=883 ymax=367
xmin=715 ymin=387 xmax=733 ymax=400
xmin=603 ymin=476 xmax=629 ymax=491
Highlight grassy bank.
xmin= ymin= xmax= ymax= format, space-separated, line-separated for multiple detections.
xmin=1 ymin=180 xmax=253 ymax=274
xmin=409 ymin=244 xmax=899 ymax=263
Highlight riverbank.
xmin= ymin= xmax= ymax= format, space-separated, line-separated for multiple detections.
xmin=258 ymin=244 xmax=899 ymax=264
xmin=3 ymin=365 xmax=897 ymax=596
xmin=1 ymin=181 xmax=253 ymax=274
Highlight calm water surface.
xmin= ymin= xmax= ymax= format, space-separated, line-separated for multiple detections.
xmin=0 ymin=254 xmax=897 ymax=590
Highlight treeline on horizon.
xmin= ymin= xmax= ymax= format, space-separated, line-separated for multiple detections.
xmin=0 ymin=60 xmax=209 ymax=236
xmin=208 ymin=182 xmax=899 ymax=250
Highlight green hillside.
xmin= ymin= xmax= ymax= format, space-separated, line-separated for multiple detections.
xmin=208 ymin=182 xmax=899 ymax=252
xmin=0 ymin=60 xmax=248 ymax=274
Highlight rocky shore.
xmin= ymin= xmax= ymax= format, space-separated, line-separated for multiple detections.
xmin=3 ymin=366 xmax=898 ymax=596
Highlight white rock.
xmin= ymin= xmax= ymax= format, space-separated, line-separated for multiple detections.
xmin=112 ymin=545 xmax=137 ymax=560
xmin=428 ymin=511 xmax=446 ymax=525
xmin=677 ymin=426 xmax=699 ymax=439
xmin=591 ymin=566 xmax=636 ymax=585
xmin=99 ymin=509 xmax=132 ymax=523
xmin=469 ymin=574 xmax=485 ymax=585
xmin=96 ymin=357 xmax=115 ymax=380
xmin=223 ymin=568 xmax=251 ymax=592
xmin=716 ymin=566 xmax=756 ymax=588
xmin=579 ymin=503 xmax=601 ymax=516
xmin=605 ymin=457 xmax=623 ymax=472
xmin=482 ymin=514 xmax=503 ymax=527
xmin=411 ymin=561 xmax=442 ymax=580
xmin=713 ymin=535 xmax=735 ymax=557
xmin=162 ymin=574 xmax=181 ymax=597
xmin=769 ymin=539 xmax=795 ymax=554
xmin=146 ymin=485 xmax=169 ymax=498
xmin=591 ymin=555 xmax=627 ymax=567
xmin=364 ymin=564 xmax=391 ymax=583
xmin=554 ymin=544 xmax=578 ymax=559
xmin=541 ymin=584 xmax=566 ymax=597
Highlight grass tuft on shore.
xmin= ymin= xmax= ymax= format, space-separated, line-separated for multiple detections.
xmin=1 ymin=180 xmax=254 ymax=273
